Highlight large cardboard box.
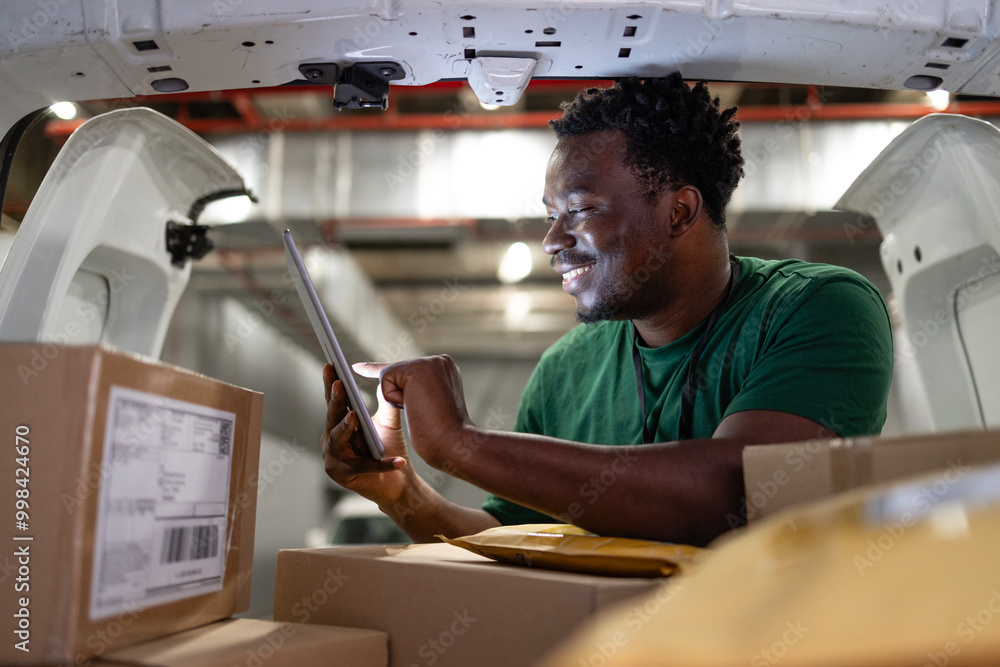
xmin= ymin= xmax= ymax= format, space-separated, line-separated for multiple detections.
xmin=273 ymin=542 xmax=664 ymax=667
xmin=0 ymin=344 xmax=264 ymax=665
xmin=91 ymin=618 xmax=387 ymax=667
xmin=742 ymin=428 xmax=1000 ymax=522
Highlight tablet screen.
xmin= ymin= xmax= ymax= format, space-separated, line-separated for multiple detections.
xmin=283 ymin=230 xmax=386 ymax=459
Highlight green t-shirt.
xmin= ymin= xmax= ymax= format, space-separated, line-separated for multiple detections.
xmin=482 ymin=256 xmax=894 ymax=525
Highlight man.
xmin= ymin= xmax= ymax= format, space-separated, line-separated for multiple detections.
xmin=322 ymin=75 xmax=893 ymax=547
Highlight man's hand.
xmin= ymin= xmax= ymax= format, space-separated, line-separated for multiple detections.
xmin=320 ymin=361 xmax=501 ymax=543
xmin=321 ymin=364 xmax=408 ymax=507
xmin=353 ymin=355 xmax=473 ymax=469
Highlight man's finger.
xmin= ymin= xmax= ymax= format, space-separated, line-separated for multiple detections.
xmin=326 ymin=407 xmax=357 ymax=448
xmin=323 ymin=364 xmax=333 ymax=404
xmin=325 ymin=380 xmax=349 ymax=433
xmin=331 ymin=456 xmax=407 ymax=476
xmin=352 ymin=361 xmax=388 ymax=378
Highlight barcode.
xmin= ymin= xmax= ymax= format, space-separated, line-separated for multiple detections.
xmin=160 ymin=525 xmax=219 ymax=564
xmin=218 ymin=421 xmax=232 ymax=456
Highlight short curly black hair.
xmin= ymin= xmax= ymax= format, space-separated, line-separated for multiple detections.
xmin=549 ymin=74 xmax=744 ymax=228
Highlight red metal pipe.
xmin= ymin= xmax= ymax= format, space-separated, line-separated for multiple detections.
xmin=44 ymin=100 xmax=1000 ymax=139
xmin=229 ymin=93 xmax=263 ymax=126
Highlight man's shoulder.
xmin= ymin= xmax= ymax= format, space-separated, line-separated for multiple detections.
xmin=738 ymin=255 xmax=882 ymax=301
xmin=734 ymin=256 xmax=889 ymax=338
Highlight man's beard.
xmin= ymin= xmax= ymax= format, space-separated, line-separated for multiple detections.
xmin=576 ymin=274 xmax=655 ymax=324
xmin=576 ymin=247 xmax=670 ymax=324
xmin=577 ymin=301 xmax=622 ymax=324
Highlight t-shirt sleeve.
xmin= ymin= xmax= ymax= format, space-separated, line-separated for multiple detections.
xmin=723 ymin=276 xmax=893 ymax=437
xmin=481 ymin=359 xmax=562 ymax=525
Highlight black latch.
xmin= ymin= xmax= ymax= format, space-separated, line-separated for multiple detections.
xmin=298 ymin=61 xmax=405 ymax=110
xmin=166 ymin=220 xmax=213 ymax=268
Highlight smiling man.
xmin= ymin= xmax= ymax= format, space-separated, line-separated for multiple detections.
xmin=321 ymin=75 xmax=893 ymax=546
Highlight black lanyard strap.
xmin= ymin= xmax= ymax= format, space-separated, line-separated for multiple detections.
xmin=633 ymin=255 xmax=740 ymax=443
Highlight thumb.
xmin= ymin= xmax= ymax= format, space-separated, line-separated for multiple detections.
xmin=373 ymin=381 xmax=401 ymax=430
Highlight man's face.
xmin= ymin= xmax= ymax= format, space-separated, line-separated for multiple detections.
xmin=542 ymin=130 xmax=671 ymax=323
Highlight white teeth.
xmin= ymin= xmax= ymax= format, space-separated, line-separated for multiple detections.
xmin=562 ymin=266 xmax=592 ymax=280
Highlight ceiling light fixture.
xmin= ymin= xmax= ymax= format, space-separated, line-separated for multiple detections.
xmin=925 ymin=89 xmax=950 ymax=111
xmin=49 ymin=101 xmax=77 ymax=119
xmin=498 ymin=241 xmax=532 ymax=284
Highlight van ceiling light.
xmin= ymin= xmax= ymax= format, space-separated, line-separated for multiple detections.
xmin=467 ymin=57 xmax=537 ymax=107
xmin=49 ymin=102 xmax=76 ymax=119
xmin=925 ymin=89 xmax=951 ymax=111
xmin=498 ymin=241 xmax=533 ymax=284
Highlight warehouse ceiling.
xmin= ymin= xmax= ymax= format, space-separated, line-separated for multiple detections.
xmin=8 ymin=80 xmax=1000 ymax=362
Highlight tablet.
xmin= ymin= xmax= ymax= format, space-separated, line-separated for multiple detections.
xmin=283 ymin=230 xmax=386 ymax=459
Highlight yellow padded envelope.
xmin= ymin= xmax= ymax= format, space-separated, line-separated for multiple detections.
xmin=440 ymin=524 xmax=705 ymax=578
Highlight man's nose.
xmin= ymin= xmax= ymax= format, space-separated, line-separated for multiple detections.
xmin=542 ymin=216 xmax=574 ymax=255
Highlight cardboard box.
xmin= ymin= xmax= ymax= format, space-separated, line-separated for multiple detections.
xmin=91 ymin=618 xmax=387 ymax=667
xmin=742 ymin=428 xmax=1000 ymax=522
xmin=0 ymin=344 xmax=264 ymax=664
xmin=273 ymin=542 xmax=664 ymax=667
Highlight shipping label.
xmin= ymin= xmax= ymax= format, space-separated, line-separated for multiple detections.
xmin=89 ymin=386 xmax=235 ymax=620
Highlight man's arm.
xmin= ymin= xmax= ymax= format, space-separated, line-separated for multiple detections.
xmin=360 ymin=357 xmax=836 ymax=546
xmin=428 ymin=412 xmax=832 ymax=546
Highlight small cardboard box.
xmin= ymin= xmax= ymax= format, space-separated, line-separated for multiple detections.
xmin=0 ymin=344 xmax=264 ymax=664
xmin=92 ymin=618 xmax=387 ymax=667
xmin=273 ymin=542 xmax=664 ymax=667
xmin=742 ymin=428 xmax=1000 ymax=522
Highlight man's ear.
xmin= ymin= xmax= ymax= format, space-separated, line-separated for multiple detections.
xmin=660 ymin=185 xmax=704 ymax=238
